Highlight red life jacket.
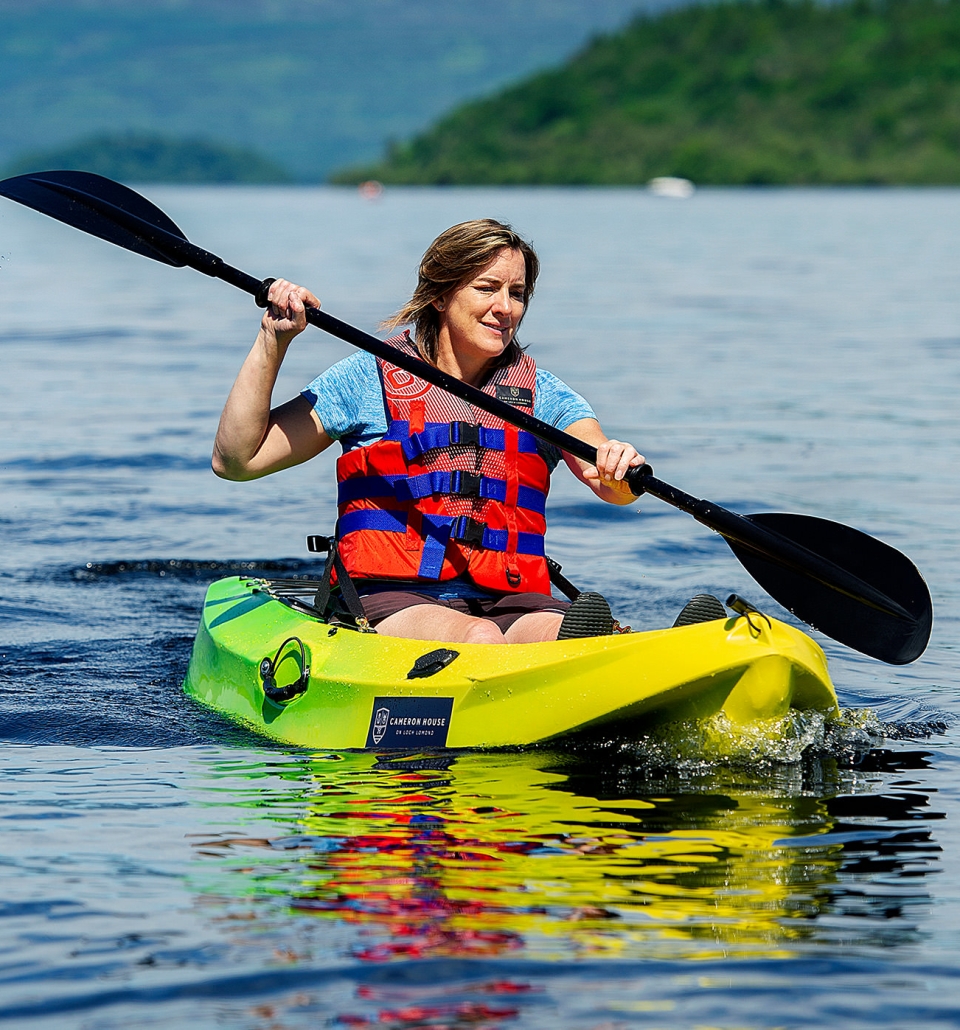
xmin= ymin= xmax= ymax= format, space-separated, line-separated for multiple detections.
xmin=335 ymin=332 xmax=552 ymax=594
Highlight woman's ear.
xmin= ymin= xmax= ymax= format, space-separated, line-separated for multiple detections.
xmin=433 ymin=298 xmax=445 ymax=312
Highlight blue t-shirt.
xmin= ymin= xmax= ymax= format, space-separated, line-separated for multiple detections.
xmin=302 ymin=349 xmax=594 ymax=472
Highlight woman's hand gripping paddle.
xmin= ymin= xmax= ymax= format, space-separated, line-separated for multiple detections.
xmin=0 ymin=169 xmax=933 ymax=664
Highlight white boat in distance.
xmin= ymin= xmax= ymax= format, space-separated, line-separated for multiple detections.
xmin=648 ymin=176 xmax=695 ymax=198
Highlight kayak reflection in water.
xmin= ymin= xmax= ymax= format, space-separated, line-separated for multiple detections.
xmin=212 ymin=219 xmax=644 ymax=645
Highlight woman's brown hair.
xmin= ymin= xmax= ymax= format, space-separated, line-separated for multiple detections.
xmin=382 ymin=218 xmax=540 ymax=364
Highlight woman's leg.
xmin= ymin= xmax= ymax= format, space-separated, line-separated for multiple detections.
xmin=363 ymin=589 xmax=569 ymax=645
xmin=374 ymin=604 xmax=507 ymax=644
xmin=502 ymin=610 xmax=565 ymax=643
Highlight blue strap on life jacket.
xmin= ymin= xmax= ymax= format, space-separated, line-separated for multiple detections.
xmin=418 ymin=514 xmax=453 ymax=579
xmin=339 ymin=508 xmax=407 ymax=535
xmin=338 ymin=471 xmax=547 ymax=515
xmin=336 ymin=475 xmax=403 ymax=504
xmin=337 ymin=509 xmax=546 ymax=580
xmin=383 ymin=419 xmax=540 ymax=460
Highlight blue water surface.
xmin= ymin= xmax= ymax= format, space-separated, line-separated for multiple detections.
xmin=1 ymin=186 xmax=959 ymax=1028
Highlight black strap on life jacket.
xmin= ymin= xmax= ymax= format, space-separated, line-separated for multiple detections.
xmin=545 ymin=556 xmax=581 ymax=601
xmin=306 ymin=534 xmax=370 ymax=630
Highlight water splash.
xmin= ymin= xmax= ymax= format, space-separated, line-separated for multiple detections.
xmin=568 ymin=704 xmax=940 ymax=770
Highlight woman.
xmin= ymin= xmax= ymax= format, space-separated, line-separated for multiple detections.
xmin=213 ymin=219 xmax=644 ymax=644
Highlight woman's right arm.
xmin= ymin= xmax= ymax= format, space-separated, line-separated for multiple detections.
xmin=212 ymin=279 xmax=334 ymax=481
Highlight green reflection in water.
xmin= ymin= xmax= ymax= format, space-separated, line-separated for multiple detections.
xmin=189 ymin=749 xmax=855 ymax=967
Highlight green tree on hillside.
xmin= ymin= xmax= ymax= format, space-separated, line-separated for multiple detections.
xmin=335 ymin=0 xmax=960 ymax=185
xmin=5 ymin=133 xmax=291 ymax=184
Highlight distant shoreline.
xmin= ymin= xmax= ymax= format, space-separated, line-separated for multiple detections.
xmin=336 ymin=0 xmax=960 ymax=187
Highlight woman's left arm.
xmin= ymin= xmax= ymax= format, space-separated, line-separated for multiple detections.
xmin=560 ymin=418 xmax=645 ymax=506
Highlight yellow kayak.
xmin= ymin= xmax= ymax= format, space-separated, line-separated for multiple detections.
xmin=183 ymin=575 xmax=839 ymax=749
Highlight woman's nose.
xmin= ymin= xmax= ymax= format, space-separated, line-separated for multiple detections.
xmin=491 ymin=286 xmax=513 ymax=314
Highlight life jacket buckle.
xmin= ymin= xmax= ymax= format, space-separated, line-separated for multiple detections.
xmin=451 ymin=470 xmax=482 ymax=497
xmin=451 ymin=515 xmax=485 ymax=549
xmin=450 ymin=421 xmax=481 ymax=448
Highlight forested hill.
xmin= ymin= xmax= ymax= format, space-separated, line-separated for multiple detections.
xmin=0 ymin=0 xmax=664 ymax=182
xmin=335 ymin=0 xmax=960 ymax=186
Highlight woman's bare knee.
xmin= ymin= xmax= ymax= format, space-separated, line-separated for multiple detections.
xmin=462 ymin=620 xmax=506 ymax=644
xmin=374 ymin=604 xmax=505 ymax=644
xmin=503 ymin=610 xmax=565 ymax=644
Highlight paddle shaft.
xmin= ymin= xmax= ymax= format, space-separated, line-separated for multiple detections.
xmin=304 ymin=312 xmax=908 ymax=621
xmin=15 ymin=178 xmax=613 ymax=466
xmin=9 ymin=175 xmax=913 ymax=621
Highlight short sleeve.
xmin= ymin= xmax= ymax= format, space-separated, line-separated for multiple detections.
xmin=534 ymin=369 xmax=595 ymax=429
xmin=301 ymin=350 xmax=388 ymax=450
xmin=533 ymin=369 xmax=595 ymax=470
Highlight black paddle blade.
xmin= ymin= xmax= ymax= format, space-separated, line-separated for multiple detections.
xmin=728 ymin=512 xmax=932 ymax=664
xmin=0 ymin=170 xmax=188 ymax=266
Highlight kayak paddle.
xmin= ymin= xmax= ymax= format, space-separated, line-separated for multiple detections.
xmin=0 ymin=169 xmax=933 ymax=664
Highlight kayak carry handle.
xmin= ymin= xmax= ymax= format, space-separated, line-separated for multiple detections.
xmin=260 ymin=636 xmax=310 ymax=703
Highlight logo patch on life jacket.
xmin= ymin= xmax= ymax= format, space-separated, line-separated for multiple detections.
xmin=384 ymin=365 xmax=432 ymax=399
xmin=366 ymin=696 xmax=454 ymax=748
xmin=495 ymin=385 xmax=533 ymax=408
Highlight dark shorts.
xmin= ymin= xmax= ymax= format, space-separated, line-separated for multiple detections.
xmin=360 ymin=588 xmax=570 ymax=633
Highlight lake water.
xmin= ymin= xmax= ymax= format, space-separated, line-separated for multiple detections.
xmin=1 ymin=186 xmax=959 ymax=1028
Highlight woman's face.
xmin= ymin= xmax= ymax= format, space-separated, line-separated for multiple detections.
xmin=437 ymin=247 xmax=526 ymax=364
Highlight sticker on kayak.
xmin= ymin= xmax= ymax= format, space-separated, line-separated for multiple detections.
xmin=366 ymin=696 xmax=454 ymax=748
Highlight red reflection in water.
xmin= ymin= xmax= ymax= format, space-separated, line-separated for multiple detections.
xmin=290 ymin=812 xmax=537 ymax=961
xmin=335 ymin=982 xmax=533 ymax=1028
xmin=338 ymin=1001 xmax=520 ymax=1025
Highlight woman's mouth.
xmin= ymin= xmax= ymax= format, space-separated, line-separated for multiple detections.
xmin=482 ymin=322 xmax=509 ymax=335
